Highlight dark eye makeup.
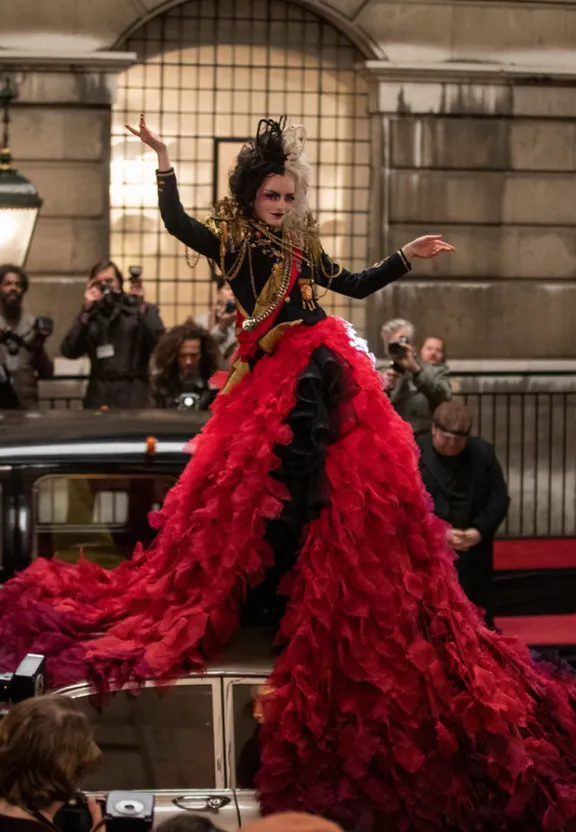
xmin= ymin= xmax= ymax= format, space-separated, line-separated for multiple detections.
xmin=264 ymin=190 xmax=295 ymax=201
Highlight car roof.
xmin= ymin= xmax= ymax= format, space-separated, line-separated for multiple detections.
xmin=55 ymin=626 xmax=277 ymax=696
xmin=0 ymin=409 xmax=210 ymax=461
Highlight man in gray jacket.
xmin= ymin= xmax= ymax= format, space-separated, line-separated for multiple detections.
xmin=377 ymin=318 xmax=452 ymax=436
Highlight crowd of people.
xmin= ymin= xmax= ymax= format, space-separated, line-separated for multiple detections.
xmin=0 ymin=261 xmax=455 ymax=421
xmin=0 ymin=261 xmax=228 ymax=412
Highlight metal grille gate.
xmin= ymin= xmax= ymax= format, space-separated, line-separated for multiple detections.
xmin=111 ymin=0 xmax=371 ymax=330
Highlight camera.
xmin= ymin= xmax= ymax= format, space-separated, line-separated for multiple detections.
xmin=0 ymin=653 xmax=46 ymax=713
xmin=33 ymin=316 xmax=54 ymax=340
xmin=55 ymin=793 xmax=105 ymax=832
xmin=224 ymin=299 xmax=236 ymax=314
xmin=94 ymin=285 xmax=137 ymax=315
xmin=387 ymin=335 xmax=410 ymax=360
xmin=55 ymin=792 xmax=154 ymax=832
xmin=128 ymin=265 xmax=143 ymax=283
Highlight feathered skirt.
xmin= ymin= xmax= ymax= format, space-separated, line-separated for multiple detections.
xmin=1 ymin=316 xmax=576 ymax=831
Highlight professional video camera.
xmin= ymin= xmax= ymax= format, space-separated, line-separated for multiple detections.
xmin=0 ymin=653 xmax=46 ymax=716
xmin=55 ymin=791 xmax=154 ymax=832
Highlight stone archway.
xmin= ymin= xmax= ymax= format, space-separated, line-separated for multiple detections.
xmin=110 ymin=0 xmax=376 ymax=331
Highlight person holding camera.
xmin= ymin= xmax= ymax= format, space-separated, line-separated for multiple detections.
xmin=0 ymin=265 xmax=54 ymax=410
xmin=61 ymin=261 xmax=164 ymax=409
xmin=195 ymin=278 xmax=237 ymax=368
xmin=148 ymin=321 xmax=220 ymax=410
xmin=0 ymin=696 xmax=102 ymax=832
xmin=378 ymin=318 xmax=451 ymax=436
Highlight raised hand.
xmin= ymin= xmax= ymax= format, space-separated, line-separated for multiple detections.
xmin=125 ymin=114 xmax=167 ymax=153
xmin=402 ymin=235 xmax=456 ymax=260
xmin=83 ymin=279 xmax=102 ymax=311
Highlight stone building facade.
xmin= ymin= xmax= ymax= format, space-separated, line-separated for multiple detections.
xmin=1 ymin=0 xmax=576 ymax=358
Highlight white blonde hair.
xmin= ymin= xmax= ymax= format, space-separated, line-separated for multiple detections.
xmin=281 ymin=121 xmax=312 ymax=240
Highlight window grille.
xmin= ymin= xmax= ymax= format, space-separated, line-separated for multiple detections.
xmin=111 ymin=0 xmax=371 ymax=331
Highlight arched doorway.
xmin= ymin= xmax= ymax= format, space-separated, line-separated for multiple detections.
xmin=111 ymin=0 xmax=372 ymax=331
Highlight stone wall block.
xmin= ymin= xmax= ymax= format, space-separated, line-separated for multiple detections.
xmin=388 ymin=225 xmax=576 ymax=280
xmin=11 ymin=108 xmax=108 ymax=162
xmin=390 ymin=118 xmax=511 ymax=169
xmin=17 ymin=162 xmax=107 ymax=218
xmin=370 ymin=280 xmax=576 ymax=359
xmin=390 ymin=170 xmax=505 ymax=224
xmin=510 ymin=121 xmax=576 ymax=171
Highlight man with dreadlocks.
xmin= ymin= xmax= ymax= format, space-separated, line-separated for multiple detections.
xmin=149 ymin=320 xmax=220 ymax=410
xmin=2 ymin=116 xmax=576 ymax=832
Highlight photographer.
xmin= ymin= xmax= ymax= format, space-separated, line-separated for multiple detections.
xmin=378 ymin=318 xmax=451 ymax=436
xmin=0 ymin=265 xmax=54 ymax=409
xmin=195 ymin=279 xmax=237 ymax=368
xmin=61 ymin=261 xmax=164 ymax=409
xmin=0 ymin=696 xmax=101 ymax=832
xmin=149 ymin=321 xmax=220 ymax=410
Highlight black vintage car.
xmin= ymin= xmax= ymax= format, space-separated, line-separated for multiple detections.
xmin=0 ymin=409 xmax=209 ymax=581
xmin=0 ymin=408 xmax=270 ymax=828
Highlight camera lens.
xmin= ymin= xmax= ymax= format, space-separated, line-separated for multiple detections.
xmin=115 ymin=800 xmax=144 ymax=815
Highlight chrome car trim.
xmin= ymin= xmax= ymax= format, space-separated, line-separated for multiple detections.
xmin=0 ymin=441 xmax=188 ymax=458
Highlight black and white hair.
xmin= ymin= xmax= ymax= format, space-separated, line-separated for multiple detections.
xmin=228 ymin=116 xmax=311 ymax=235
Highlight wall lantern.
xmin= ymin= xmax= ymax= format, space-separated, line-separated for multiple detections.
xmin=0 ymin=76 xmax=42 ymax=266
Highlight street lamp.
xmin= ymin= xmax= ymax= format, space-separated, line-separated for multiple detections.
xmin=0 ymin=77 xmax=42 ymax=266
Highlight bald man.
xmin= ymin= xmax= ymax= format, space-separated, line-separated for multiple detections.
xmin=241 ymin=814 xmax=343 ymax=832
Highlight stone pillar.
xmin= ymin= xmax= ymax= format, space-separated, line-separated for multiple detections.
xmin=0 ymin=51 xmax=134 ymax=352
xmin=361 ymin=62 xmax=576 ymax=361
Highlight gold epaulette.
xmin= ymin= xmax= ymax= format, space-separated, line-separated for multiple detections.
xmin=203 ymin=197 xmax=249 ymax=249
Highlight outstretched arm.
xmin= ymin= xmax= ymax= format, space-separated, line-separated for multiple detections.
xmin=317 ymin=235 xmax=455 ymax=299
xmin=126 ymin=114 xmax=220 ymax=260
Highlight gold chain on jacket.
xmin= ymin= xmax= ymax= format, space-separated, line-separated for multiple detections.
xmin=185 ymin=198 xmax=343 ymax=318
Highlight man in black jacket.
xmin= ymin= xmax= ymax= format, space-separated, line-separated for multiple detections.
xmin=61 ymin=261 xmax=164 ymax=409
xmin=417 ymin=401 xmax=510 ymax=627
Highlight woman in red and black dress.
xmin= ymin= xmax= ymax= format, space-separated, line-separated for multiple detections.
xmin=1 ymin=117 xmax=576 ymax=832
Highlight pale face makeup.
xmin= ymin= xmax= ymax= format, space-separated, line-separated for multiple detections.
xmin=253 ymin=173 xmax=297 ymax=227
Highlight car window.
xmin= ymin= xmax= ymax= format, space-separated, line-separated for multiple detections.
xmin=74 ymin=682 xmax=219 ymax=790
xmin=33 ymin=474 xmax=175 ymax=568
xmin=229 ymin=681 xmax=268 ymax=790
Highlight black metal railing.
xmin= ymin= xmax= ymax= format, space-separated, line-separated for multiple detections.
xmin=456 ymin=391 xmax=576 ymax=539
xmin=36 ymin=377 xmax=576 ymax=540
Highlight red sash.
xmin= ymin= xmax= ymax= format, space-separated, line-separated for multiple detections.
xmin=236 ymin=253 xmax=300 ymax=362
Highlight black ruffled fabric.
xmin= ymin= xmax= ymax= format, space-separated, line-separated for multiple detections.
xmin=242 ymin=345 xmax=358 ymax=626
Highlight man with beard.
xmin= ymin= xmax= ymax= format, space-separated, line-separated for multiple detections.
xmin=0 ymin=265 xmax=53 ymax=409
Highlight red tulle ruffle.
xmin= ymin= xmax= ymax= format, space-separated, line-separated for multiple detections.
xmin=1 ymin=317 xmax=576 ymax=830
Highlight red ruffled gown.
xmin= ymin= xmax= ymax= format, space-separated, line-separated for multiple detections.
xmin=1 ymin=171 xmax=576 ymax=831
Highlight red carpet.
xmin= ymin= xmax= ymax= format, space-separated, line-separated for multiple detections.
xmin=494 ymin=538 xmax=576 ymax=570
xmin=496 ymin=614 xmax=576 ymax=645
xmin=494 ymin=538 xmax=576 ymax=645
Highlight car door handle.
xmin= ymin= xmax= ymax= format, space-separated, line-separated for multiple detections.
xmin=172 ymin=796 xmax=232 ymax=813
